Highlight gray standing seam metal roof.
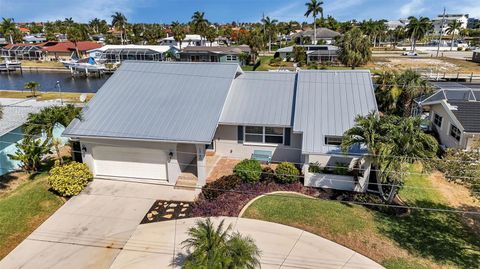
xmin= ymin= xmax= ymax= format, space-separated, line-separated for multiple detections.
xmin=293 ymin=70 xmax=378 ymax=154
xmin=219 ymin=71 xmax=296 ymax=127
xmin=63 ymin=61 xmax=241 ymax=143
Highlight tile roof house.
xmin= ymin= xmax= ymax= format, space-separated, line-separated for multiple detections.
xmin=1 ymin=41 xmax=101 ymax=60
xmin=64 ymin=62 xmax=378 ymax=192
xmin=417 ymin=83 xmax=480 ymax=150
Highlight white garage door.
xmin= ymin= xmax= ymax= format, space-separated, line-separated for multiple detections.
xmin=93 ymin=146 xmax=167 ymax=180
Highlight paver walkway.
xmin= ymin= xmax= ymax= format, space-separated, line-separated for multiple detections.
xmin=0 ymin=179 xmax=198 ymax=269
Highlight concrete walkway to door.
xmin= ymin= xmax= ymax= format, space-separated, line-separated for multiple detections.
xmin=0 ymin=179 xmax=199 ymax=269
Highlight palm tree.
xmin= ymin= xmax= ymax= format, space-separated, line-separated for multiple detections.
xmin=111 ymin=12 xmax=127 ymax=44
xmin=342 ymin=113 xmax=438 ymax=202
xmin=261 ymin=16 xmax=278 ymax=52
xmin=67 ymin=26 xmax=82 ymax=59
xmin=337 ymin=28 xmax=372 ymax=69
xmin=8 ymin=138 xmax=51 ymax=173
xmin=406 ymin=16 xmax=431 ymax=52
xmin=24 ymin=81 xmax=40 ymax=97
xmin=0 ymin=17 xmax=16 ymax=44
xmin=396 ymin=69 xmax=432 ymax=117
xmin=24 ymin=105 xmax=82 ymax=165
xmin=304 ymin=0 xmax=323 ymax=44
xmin=446 ymin=20 xmax=462 ymax=51
xmin=171 ymin=21 xmax=186 ymax=49
xmin=181 ymin=218 xmax=261 ymax=268
xmin=89 ymin=18 xmax=101 ymax=34
xmin=191 ymin=11 xmax=209 ymax=45
xmin=375 ymin=70 xmax=401 ymax=114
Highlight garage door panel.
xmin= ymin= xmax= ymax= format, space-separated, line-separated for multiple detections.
xmin=93 ymin=146 xmax=167 ymax=180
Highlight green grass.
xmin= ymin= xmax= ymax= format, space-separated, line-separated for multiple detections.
xmin=0 ymin=173 xmax=64 ymax=258
xmin=243 ymin=167 xmax=480 ymax=269
xmin=0 ymin=90 xmax=94 ymax=102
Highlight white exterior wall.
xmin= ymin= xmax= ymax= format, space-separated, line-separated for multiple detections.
xmin=465 ymin=134 xmax=480 ymax=151
xmin=429 ymin=104 xmax=466 ymax=149
xmin=213 ymin=125 xmax=303 ymax=163
xmin=78 ymin=138 xmax=199 ymax=185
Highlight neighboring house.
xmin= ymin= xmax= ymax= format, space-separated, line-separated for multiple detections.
xmin=23 ymin=35 xmax=46 ymax=44
xmin=385 ymin=19 xmax=408 ymax=30
xmin=63 ymin=62 xmax=378 ymax=192
xmin=432 ymin=14 xmax=469 ymax=35
xmin=87 ymin=45 xmax=178 ymax=63
xmin=473 ymin=49 xmax=480 ymax=63
xmin=179 ymin=45 xmax=251 ymax=65
xmin=275 ymin=45 xmax=339 ymax=63
xmin=159 ymin=34 xmax=217 ymax=48
xmin=291 ymin=28 xmax=341 ymax=45
xmin=417 ymin=83 xmax=480 ymax=151
xmin=1 ymin=41 xmax=102 ymax=60
xmin=0 ymin=98 xmax=66 ymax=176
xmin=41 ymin=41 xmax=102 ymax=60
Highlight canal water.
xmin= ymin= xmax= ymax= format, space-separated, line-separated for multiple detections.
xmin=0 ymin=71 xmax=110 ymax=93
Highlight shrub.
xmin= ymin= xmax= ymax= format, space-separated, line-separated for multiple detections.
xmin=202 ymin=175 xmax=242 ymax=201
xmin=275 ymin=162 xmax=300 ymax=183
xmin=233 ymin=159 xmax=262 ymax=183
xmin=48 ymin=162 xmax=93 ymax=197
xmin=260 ymin=166 xmax=276 ymax=182
xmin=308 ymin=162 xmax=322 ymax=173
xmin=334 ymin=162 xmax=349 ymax=175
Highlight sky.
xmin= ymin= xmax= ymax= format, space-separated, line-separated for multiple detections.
xmin=0 ymin=0 xmax=479 ymax=24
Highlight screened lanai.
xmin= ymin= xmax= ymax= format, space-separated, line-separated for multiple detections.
xmin=100 ymin=48 xmax=164 ymax=63
xmin=1 ymin=45 xmax=44 ymax=60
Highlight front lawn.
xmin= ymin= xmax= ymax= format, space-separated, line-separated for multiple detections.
xmin=0 ymin=173 xmax=65 ymax=258
xmin=243 ymin=167 xmax=480 ymax=269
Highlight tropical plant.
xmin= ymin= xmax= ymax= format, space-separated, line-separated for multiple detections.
xmin=8 ymin=138 xmax=51 ymax=173
xmin=341 ymin=113 xmax=438 ymax=202
xmin=171 ymin=21 xmax=186 ymax=49
xmin=66 ymin=26 xmax=82 ymax=59
xmin=396 ymin=69 xmax=432 ymax=117
xmin=406 ymin=16 xmax=432 ymax=52
xmin=0 ymin=17 xmax=16 ymax=44
xmin=24 ymin=81 xmax=40 ymax=97
xmin=48 ymin=161 xmax=93 ymax=196
xmin=261 ymin=16 xmax=278 ymax=52
xmin=304 ymin=0 xmax=324 ymax=44
xmin=446 ymin=19 xmax=462 ymax=51
xmin=191 ymin=11 xmax=209 ymax=44
xmin=293 ymin=45 xmax=306 ymax=65
xmin=360 ymin=19 xmax=387 ymax=47
xmin=275 ymin=162 xmax=300 ymax=183
xmin=204 ymin=27 xmax=217 ymax=47
xmin=111 ymin=12 xmax=127 ymax=44
xmin=337 ymin=28 xmax=371 ymax=69
xmin=233 ymin=159 xmax=262 ymax=183
xmin=24 ymin=105 xmax=82 ymax=164
xmin=181 ymin=218 xmax=261 ymax=269
xmin=375 ymin=70 xmax=401 ymax=114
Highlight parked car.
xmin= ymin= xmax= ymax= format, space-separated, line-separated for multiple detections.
xmin=402 ymin=51 xmax=418 ymax=56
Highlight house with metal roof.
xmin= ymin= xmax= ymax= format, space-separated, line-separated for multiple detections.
xmin=291 ymin=28 xmax=341 ymax=45
xmin=275 ymin=45 xmax=339 ymax=64
xmin=417 ymin=82 xmax=480 ymax=150
xmin=63 ymin=61 xmax=378 ymax=192
xmin=179 ymin=45 xmax=251 ymax=66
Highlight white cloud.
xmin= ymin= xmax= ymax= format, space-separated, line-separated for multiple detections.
xmin=328 ymin=0 xmax=365 ymax=13
xmin=399 ymin=0 xmax=426 ymax=17
xmin=267 ymin=2 xmax=305 ymax=21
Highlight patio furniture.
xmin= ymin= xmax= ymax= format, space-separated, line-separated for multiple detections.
xmin=251 ymin=150 xmax=273 ymax=163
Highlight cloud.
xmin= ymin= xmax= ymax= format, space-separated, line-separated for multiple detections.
xmin=399 ymin=0 xmax=426 ymax=17
xmin=267 ymin=2 xmax=305 ymax=21
xmin=328 ymin=0 xmax=365 ymax=13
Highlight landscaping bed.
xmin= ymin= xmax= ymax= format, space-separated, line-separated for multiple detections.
xmin=140 ymin=200 xmax=193 ymax=224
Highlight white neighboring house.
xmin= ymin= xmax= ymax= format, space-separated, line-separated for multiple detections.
xmin=63 ymin=62 xmax=378 ymax=192
xmin=87 ymin=45 xmax=178 ymax=63
xmin=159 ymin=34 xmax=218 ymax=48
xmin=417 ymin=83 xmax=480 ymax=151
xmin=432 ymin=14 xmax=469 ymax=35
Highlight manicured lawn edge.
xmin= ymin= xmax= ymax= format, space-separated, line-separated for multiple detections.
xmin=238 ymin=191 xmax=314 ymax=217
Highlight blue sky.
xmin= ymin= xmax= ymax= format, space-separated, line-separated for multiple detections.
xmin=0 ymin=0 xmax=478 ymax=23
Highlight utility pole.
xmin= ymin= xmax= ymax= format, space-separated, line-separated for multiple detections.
xmin=436 ymin=7 xmax=446 ymax=57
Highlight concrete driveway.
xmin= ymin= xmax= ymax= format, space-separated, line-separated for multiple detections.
xmin=0 ymin=179 xmax=198 ymax=269
xmin=110 ymin=217 xmax=384 ymax=269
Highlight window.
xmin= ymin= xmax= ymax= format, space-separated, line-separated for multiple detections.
xmin=450 ymin=124 xmax=461 ymax=141
xmin=433 ymin=113 xmax=443 ymax=127
xmin=325 ymin=136 xmax=343 ymax=146
xmin=244 ymin=126 xmax=284 ymax=144
xmin=226 ymin=55 xmax=238 ymax=61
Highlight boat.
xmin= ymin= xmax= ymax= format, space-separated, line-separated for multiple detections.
xmin=61 ymin=57 xmax=106 ymax=73
xmin=0 ymin=56 xmax=22 ymax=72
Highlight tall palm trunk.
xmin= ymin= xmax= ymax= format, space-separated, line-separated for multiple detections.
xmin=268 ymin=35 xmax=271 ymax=52
xmin=9 ymin=34 xmax=13 ymax=44
xmin=450 ymin=33 xmax=455 ymax=51
xmin=313 ymin=16 xmax=317 ymax=45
